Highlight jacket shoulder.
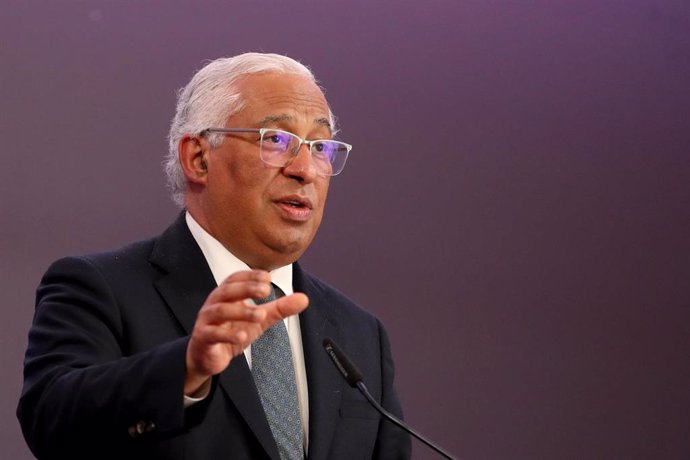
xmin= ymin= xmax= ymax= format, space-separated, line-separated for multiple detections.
xmin=44 ymin=237 xmax=159 ymax=281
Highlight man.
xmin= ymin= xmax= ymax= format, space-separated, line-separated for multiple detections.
xmin=18 ymin=53 xmax=410 ymax=459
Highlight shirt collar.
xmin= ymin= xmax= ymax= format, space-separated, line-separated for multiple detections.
xmin=185 ymin=211 xmax=293 ymax=295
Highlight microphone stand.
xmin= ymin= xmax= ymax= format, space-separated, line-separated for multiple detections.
xmin=323 ymin=338 xmax=459 ymax=460
xmin=355 ymin=380 xmax=458 ymax=460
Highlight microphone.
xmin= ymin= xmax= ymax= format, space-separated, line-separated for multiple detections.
xmin=323 ymin=338 xmax=459 ymax=460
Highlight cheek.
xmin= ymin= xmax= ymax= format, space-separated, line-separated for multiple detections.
xmin=319 ymin=183 xmax=330 ymax=212
xmin=225 ymin=162 xmax=272 ymax=199
xmin=318 ymin=179 xmax=330 ymax=201
xmin=311 ymin=184 xmax=329 ymax=226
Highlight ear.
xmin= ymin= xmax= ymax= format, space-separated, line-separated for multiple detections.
xmin=179 ymin=134 xmax=208 ymax=185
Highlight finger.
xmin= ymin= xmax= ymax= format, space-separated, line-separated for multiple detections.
xmin=200 ymin=301 xmax=267 ymax=325
xmin=206 ymin=277 xmax=272 ymax=305
xmin=193 ymin=322 xmax=258 ymax=346
xmin=219 ymin=269 xmax=271 ymax=287
xmin=259 ymin=293 xmax=309 ymax=325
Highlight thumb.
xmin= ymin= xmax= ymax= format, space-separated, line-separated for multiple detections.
xmin=261 ymin=293 xmax=309 ymax=324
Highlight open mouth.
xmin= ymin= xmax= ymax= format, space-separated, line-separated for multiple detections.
xmin=283 ymin=199 xmax=306 ymax=208
xmin=277 ymin=195 xmax=313 ymax=210
xmin=275 ymin=195 xmax=314 ymax=220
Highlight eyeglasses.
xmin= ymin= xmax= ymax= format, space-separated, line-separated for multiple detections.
xmin=200 ymin=128 xmax=353 ymax=176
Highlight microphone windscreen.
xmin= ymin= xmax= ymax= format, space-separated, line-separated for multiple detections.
xmin=323 ymin=338 xmax=364 ymax=387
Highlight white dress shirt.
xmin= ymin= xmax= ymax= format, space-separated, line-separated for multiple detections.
xmin=184 ymin=212 xmax=310 ymax=451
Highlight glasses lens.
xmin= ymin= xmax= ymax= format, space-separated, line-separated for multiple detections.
xmin=259 ymin=129 xmax=350 ymax=176
xmin=259 ymin=129 xmax=295 ymax=167
xmin=311 ymin=141 xmax=350 ymax=176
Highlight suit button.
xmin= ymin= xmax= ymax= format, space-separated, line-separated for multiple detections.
xmin=128 ymin=420 xmax=150 ymax=438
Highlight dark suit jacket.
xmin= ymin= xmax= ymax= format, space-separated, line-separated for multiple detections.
xmin=18 ymin=214 xmax=410 ymax=459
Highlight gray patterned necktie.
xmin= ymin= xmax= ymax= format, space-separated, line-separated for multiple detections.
xmin=252 ymin=284 xmax=304 ymax=460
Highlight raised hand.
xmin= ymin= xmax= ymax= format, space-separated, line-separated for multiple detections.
xmin=184 ymin=270 xmax=308 ymax=396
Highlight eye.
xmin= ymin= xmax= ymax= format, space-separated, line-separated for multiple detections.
xmin=312 ymin=141 xmax=335 ymax=159
xmin=264 ymin=131 xmax=291 ymax=149
xmin=314 ymin=141 xmax=341 ymax=162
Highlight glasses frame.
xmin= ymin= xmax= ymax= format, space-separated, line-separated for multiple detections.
xmin=200 ymin=127 xmax=353 ymax=176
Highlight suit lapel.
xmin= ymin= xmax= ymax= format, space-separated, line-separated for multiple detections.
xmin=150 ymin=215 xmax=214 ymax=334
xmin=218 ymin=354 xmax=282 ymax=460
xmin=149 ymin=213 xmax=280 ymax=460
xmin=294 ymin=264 xmax=344 ymax=460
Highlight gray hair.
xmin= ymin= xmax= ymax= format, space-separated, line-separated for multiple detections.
xmin=165 ymin=52 xmax=335 ymax=207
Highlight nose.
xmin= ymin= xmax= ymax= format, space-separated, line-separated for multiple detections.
xmin=282 ymin=143 xmax=318 ymax=183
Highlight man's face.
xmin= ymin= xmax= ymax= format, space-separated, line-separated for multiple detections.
xmin=196 ymin=72 xmax=332 ymax=270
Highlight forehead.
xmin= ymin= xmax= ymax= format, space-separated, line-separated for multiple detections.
xmin=233 ymin=73 xmax=331 ymax=131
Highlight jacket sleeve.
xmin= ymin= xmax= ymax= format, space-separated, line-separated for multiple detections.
xmin=17 ymin=256 xmax=204 ymax=459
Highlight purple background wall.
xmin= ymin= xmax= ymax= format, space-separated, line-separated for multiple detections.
xmin=2 ymin=1 xmax=689 ymax=459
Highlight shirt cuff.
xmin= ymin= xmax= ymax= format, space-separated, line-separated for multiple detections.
xmin=183 ymin=378 xmax=212 ymax=408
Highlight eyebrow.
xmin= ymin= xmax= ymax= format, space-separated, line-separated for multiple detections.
xmin=257 ymin=114 xmax=332 ymax=131
xmin=314 ymin=117 xmax=332 ymax=129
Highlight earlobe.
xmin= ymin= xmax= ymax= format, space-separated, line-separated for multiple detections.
xmin=179 ymin=135 xmax=208 ymax=184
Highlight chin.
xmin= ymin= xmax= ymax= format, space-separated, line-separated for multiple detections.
xmin=269 ymin=235 xmax=312 ymax=258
